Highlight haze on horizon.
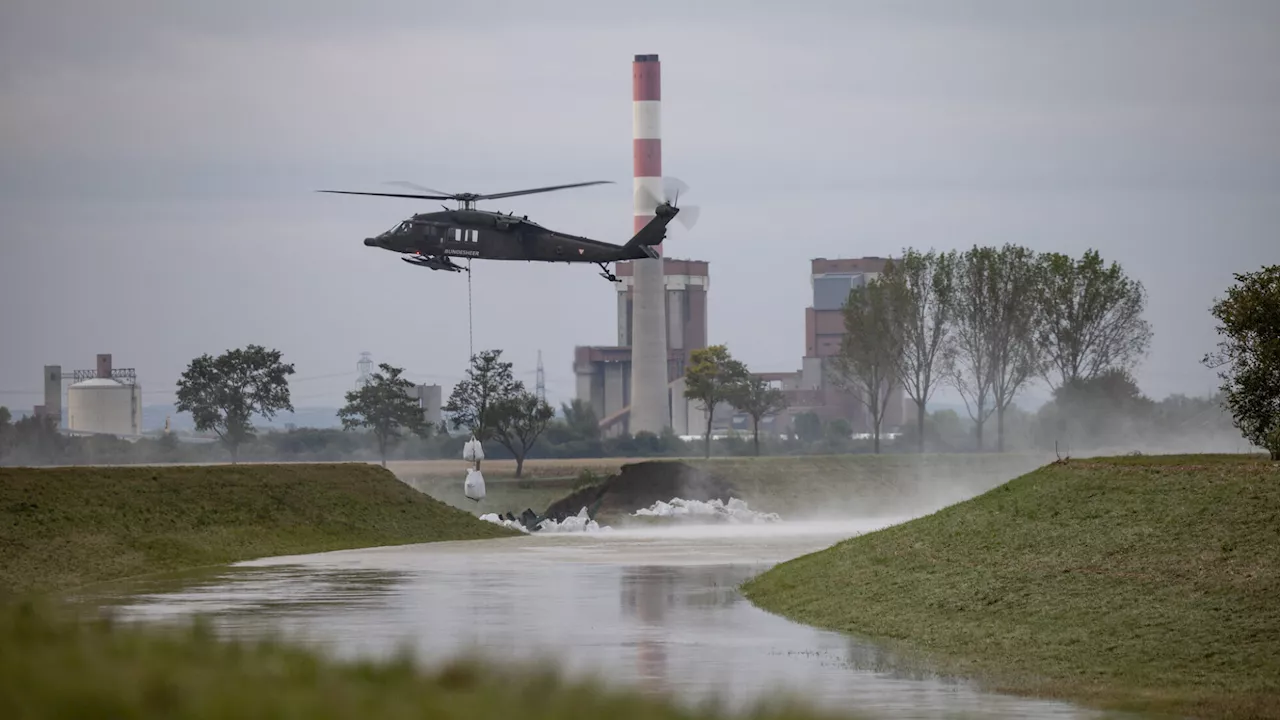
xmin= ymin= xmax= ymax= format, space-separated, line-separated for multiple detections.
xmin=2 ymin=0 xmax=1277 ymax=418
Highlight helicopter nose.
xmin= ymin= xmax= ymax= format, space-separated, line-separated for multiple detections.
xmin=364 ymin=237 xmax=377 ymax=247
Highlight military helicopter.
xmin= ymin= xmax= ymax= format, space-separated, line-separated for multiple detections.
xmin=319 ymin=178 xmax=699 ymax=282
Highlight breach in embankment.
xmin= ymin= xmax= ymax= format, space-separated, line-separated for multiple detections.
xmin=0 ymin=463 xmax=518 ymax=598
xmin=742 ymin=454 xmax=1280 ymax=719
xmin=403 ymin=453 xmax=1052 ymax=530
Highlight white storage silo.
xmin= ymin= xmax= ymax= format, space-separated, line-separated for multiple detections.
xmin=66 ymin=378 xmax=141 ymax=436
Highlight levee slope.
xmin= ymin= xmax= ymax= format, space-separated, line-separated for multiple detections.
xmin=1 ymin=463 xmax=517 ymax=597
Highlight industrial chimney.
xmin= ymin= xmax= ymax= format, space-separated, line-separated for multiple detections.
xmin=628 ymin=53 xmax=669 ymax=435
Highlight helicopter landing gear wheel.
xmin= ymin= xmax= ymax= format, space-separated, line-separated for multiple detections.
xmin=596 ymin=262 xmax=619 ymax=283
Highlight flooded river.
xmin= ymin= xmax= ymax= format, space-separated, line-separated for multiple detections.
xmin=85 ymin=518 xmax=1120 ymax=719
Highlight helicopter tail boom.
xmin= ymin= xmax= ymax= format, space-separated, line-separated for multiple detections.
xmin=622 ymin=202 xmax=679 ymax=253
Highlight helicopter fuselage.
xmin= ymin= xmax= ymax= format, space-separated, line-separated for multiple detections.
xmin=363 ymin=209 xmax=652 ymax=265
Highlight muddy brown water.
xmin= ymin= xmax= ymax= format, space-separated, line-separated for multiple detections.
xmin=80 ymin=519 xmax=1132 ymax=719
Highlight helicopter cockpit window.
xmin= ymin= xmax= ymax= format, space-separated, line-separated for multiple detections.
xmin=381 ymin=221 xmax=409 ymax=237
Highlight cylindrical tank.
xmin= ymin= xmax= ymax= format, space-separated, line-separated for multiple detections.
xmin=67 ymin=378 xmax=141 ymax=436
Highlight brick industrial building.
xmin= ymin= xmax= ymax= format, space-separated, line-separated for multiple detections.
xmin=573 ymin=256 xmax=908 ymax=439
xmin=748 ymin=257 xmax=909 ymax=437
xmin=574 ymin=257 xmax=710 ymax=437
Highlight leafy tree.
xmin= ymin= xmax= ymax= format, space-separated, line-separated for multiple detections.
xmin=728 ymin=375 xmax=788 ymax=456
xmin=444 ymin=349 xmax=523 ymax=467
xmin=1035 ymin=368 xmax=1155 ymax=450
xmin=9 ymin=412 xmax=69 ymax=465
xmin=1203 ymin=265 xmax=1280 ymax=460
xmin=830 ymin=272 xmax=903 ymax=453
xmin=1038 ymin=249 xmax=1152 ymax=389
xmin=0 ymin=406 xmax=11 ymax=463
xmin=792 ymin=411 xmax=823 ymax=443
xmin=684 ymin=345 xmax=748 ymax=459
xmin=561 ymin=398 xmax=601 ymax=441
xmin=948 ymin=247 xmax=998 ymax=451
xmin=986 ymin=244 xmax=1048 ymax=452
xmin=884 ymin=247 xmax=956 ymax=452
xmin=824 ymin=418 xmax=854 ymax=453
xmin=338 ymin=363 xmax=431 ymax=467
xmin=492 ymin=391 xmax=555 ymax=478
xmin=175 ymin=345 xmax=295 ymax=463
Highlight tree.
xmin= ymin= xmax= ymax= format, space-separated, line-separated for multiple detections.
xmin=884 ymin=248 xmax=956 ymax=452
xmin=560 ymin=398 xmax=601 ymax=441
xmin=684 ymin=345 xmax=748 ymax=459
xmin=0 ymin=406 xmax=11 ymax=464
xmin=1203 ymin=265 xmax=1280 ymax=460
xmin=444 ymin=349 xmax=523 ymax=468
xmin=728 ymin=375 xmax=788 ymax=456
xmin=1038 ymin=249 xmax=1152 ymax=390
xmin=175 ymin=345 xmax=295 ymax=463
xmin=793 ymin=411 xmax=823 ymax=443
xmin=492 ymin=391 xmax=556 ymax=478
xmin=338 ymin=363 xmax=431 ymax=467
xmin=986 ymin=244 xmax=1048 ymax=452
xmin=948 ymin=247 xmax=998 ymax=451
xmin=1038 ymin=368 xmax=1155 ymax=450
xmin=829 ymin=273 xmax=903 ymax=453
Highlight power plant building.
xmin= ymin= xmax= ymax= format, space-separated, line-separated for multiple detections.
xmin=571 ymin=53 xmax=904 ymax=440
xmin=412 ymin=384 xmax=444 ymax=428
xmin=575 ymin=257 xmax=710 ymax=437
xmin=574 ymin=256 xmax=908 ymax=439
xmin=753 ymin=258 xmax=908 ymax=435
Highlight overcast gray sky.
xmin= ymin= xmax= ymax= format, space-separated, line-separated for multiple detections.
xmin=2 ymin=0 xmax=1276 ymax=414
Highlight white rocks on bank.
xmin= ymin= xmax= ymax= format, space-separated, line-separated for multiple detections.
xmin=631 ymin=497 xmax=782 ymax=524
xmin=478 ymin=506 xmax=613 ymax=534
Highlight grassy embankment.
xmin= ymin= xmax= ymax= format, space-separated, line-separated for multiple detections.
xmin=0 ymin=463 xmax=519 ymax=598
xmin=395 ymin=453 xmax=1051 ymax=520
xmin=743 ymin=454 xmax=1280 ymax=719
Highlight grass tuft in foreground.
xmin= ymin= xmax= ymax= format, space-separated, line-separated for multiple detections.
xmin=0 ymin=601 xmax=854 ymax=720
xmin=0 ymin=463 xmax=517 ymax=597
xmin=743 ymin=454 xmax=1280 ymax=719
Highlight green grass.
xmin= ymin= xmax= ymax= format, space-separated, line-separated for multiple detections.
xmin=0 ymin=601 xmax=855 ymax=720
xmin=0 ymin=463 xmax=518 ymax=598
xmin=742 ymin=454 xmax=1280 ymax=719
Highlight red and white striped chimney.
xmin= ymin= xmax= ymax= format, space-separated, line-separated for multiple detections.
xmin=633 ymin=53 xmax=662 ymax=254
xmin=627 ymin=53 xmax=670 ymax=435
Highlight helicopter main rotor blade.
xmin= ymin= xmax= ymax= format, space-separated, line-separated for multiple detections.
xmin=317 ymin=190 xmax=455 ymax=200
xmin=477 ymin=180 xmax=614 ymax=201
xmin=384 ymin=180 xmax=455 ymax=196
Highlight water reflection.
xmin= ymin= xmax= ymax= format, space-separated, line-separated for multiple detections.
xmin=86 ymin=524 xmax=1131 ymax=719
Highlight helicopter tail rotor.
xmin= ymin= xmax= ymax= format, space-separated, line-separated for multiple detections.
xmin=638 ymin=176 xmax=700 ymax=231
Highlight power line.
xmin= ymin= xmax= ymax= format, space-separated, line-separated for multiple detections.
xmin=536 ymin=350 xmax=546 ymax=403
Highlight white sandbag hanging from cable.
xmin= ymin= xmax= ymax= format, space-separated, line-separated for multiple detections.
xmin=462 ymin=435 xmax=486 ymax=501
xmin=462 ymin=435 xmax=485 ymax=464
